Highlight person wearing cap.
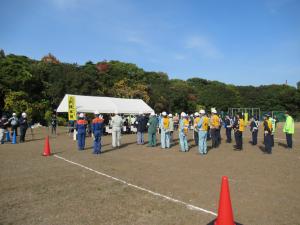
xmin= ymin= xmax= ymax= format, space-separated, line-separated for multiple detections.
xmin=147 ymin=112 xmax=158 ymax=147
xmin=233 ymin=113 xmax=244 ymax=150
xmin=283 ymin=111 xmax=294 ymax=149
xmin=263 ymin=114 xmax=272 ymax=154
xmin=19 ymin=112 xmax=28 ymax=143
xmin=249 ymin=116 xmax=259 ymax=145
xmin=76 ymin=113 xmax=87 ymax=150
xmin=224 ymin=115 xmax=233 ymax=143
xmin=135 ymin=112 xmax=147 ymax=145
xmin=168 ymin=114 xmax=174 ymax=146
xmin=92 ymin=111 xmax=104 ymax=154
xmin=160 ymin=111 xmax=170 ymax=149
xmin=197 ymin=110 xmax=209 ymax=155
xmin=193 ymin=112 xmax=200 ymax=146
xmin=111 ymin=110 xmax=123 ymax=148
xmin=8 ymin=113 xmax=19 ymax=136
xmin=268 ymin=114 xmax=276 ymax=147
xmin=210 ymin=108 xmax=220 ymax=148
xmin=179 ymin=112 xmax=189 ymax=152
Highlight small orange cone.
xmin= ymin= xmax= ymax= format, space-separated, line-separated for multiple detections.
xmin=43 ymin=136 xmax=51 ymax=156
xmin=214 ymin=176 xmax=236 ymax=225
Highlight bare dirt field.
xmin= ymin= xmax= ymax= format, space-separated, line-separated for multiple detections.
xmin=1 ymin=123 xmax=299 ymax=225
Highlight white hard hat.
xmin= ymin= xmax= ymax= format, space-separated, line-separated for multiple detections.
xmin=168 ymin=114 xmax=173 ymax=118
xmin=180 ymin=112 xmax=186 ymax=117
xmin=200 ymin=109 xmax=205 ymax=114
xmin=162 ymin=111 xmax=167 ymax=116
xmin=99 ymin=114 xmax=103 ymax=119
xmin=79 ymin=113 xmax=84 ymax=118
xmin=194 ymin=112 xmax=200 ymax=116
xmin=94 ymin=110 xmax=99 ymax=115
xmin=22 ymin=112 xmax=27 ymax=117
xmin=211 ymin=108 xmax=217 ymax=114
xmin=12 ymin=113 xmax=16 ymax=116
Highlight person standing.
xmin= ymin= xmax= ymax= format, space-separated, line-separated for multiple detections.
xmin=269 ymin=114 xmax=276 ymax=147
xmin=19 ymin=112 xmax=28 ymax=143
xmin=283 ymin=111 xmax=294 ymax=149
xmin=76 ymin=113 xmax=87 ymax=150
xmin=0 ymin=115 xmax=9 ymax=144
xmin=263 ymin=114 xmax=272 ymax=154
xmin=160 ymin=111 xmax=170 ymax=149
xmin=168 ymin=114 xmax=174 ymax=146
xmin=9 ymin=113 xmax=19 ymax=136
xmin=173 ymin=113 xmax=179 ymax=131
xmin=210 ymin=108 xmax=220 ymax=148
xmin=51 ymin=113 xmax=57 ymax=135
xmin=147 ymin=112 xmax=157 ymax=147
xmin=224 ymin=115 xmax=232 ymax=143
xmin=233 ymin=113 xmax=244 ymax=150
xmin=179 ymin=112 xmax=189 ymax=152
xmin=193 ymin=112 xmax=200 ymax=146
xmin=197 ymin=110 xmax=209 ymax=155
xmin=135 ymin=112 xmax=147 ymax=145
xmin=92 ymin=111 xmax=104 ymax=154
xmin=111 ymin=111 xmax=123 ymax=148
xmin=250 ymin=116 xmax=259 ymax=145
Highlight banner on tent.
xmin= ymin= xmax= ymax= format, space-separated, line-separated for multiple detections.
xmin=68 ymin=96 xmax=77 ymax=120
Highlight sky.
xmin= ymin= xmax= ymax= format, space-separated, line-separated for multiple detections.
xmin=1 ymin=0 xmax=299 ymax=86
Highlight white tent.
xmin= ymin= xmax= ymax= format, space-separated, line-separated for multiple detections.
xmin=56 ymin=94 xmax=154 ymax=114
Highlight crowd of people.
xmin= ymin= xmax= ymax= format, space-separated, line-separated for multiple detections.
xmin=70 ymin=109 xmax=295 ymax=155
xmin=0 ymin=109 xmax=295 ymax=156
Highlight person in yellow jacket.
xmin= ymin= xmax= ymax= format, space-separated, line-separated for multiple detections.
xmin=197 ymin=110 xmax=209 ymax=155
xmin=179 ymin=112 xmax=189 ymax=152
xmin=233 ymin=113 xmax=244 ymax=150
xmin=283 ymin=111 xmax=294 ymax=149
xmin=210 ymin=108 xmax=220 ymax=148
xmin=160 ymin=111 xmax=170 ymax=149
xmin=193 ymin=112 xmax=200 ymax=145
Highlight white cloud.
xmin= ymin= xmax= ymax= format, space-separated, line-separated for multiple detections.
xmin=185 ymin=35 xmax=223 ymax=59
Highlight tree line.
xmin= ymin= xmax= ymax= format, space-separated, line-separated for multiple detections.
xmin=0 ymin=49 xmax=299 ymax=124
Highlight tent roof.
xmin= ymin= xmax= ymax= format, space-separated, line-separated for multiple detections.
xmin=56 ymin=94 xmax=154 ymax=114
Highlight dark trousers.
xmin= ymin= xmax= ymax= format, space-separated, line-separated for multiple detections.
xmin=51 ymin=126 xmax=57 ymax=134
xmin=286 ymin=133 xmax=292 ymax=148
xmin=11 ymin=126 xmax=18 ymax=136
xmin=226 ymin=128 xmax=232 ymax=143
xmin=20 ymin=127 xmax=27 ymax=142
xmin=93 ymin=132 xmax=102 ymax=154
xmin=271 ymin=135 xmax=274 ymax=147
xmin=264 ymin=133 xmax=272 ymax=153
xmin=252 ymin=130 xmax=258 ymax=145
xmin=216 ymin=128 xmax=221 ymax=145
xmin=211 ymin=129 xmax=218 ymax=148
xmin=235 ymin=131 xmax=243 ymax=150
xmin=77 ymin=132 xmax=86 ymax=150
xmin=194 ymin=131 xmax=199 ymax=145
xmin=207 ymin=127 xmax=211 ymax=140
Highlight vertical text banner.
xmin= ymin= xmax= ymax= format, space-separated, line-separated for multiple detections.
xmin=68 ymin=96 xmax=77 ymax=121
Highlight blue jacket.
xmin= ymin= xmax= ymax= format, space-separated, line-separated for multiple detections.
xmin=92 ymin=117 xmax=104 ymax=135
xmin=76 ymin=119 xmax=87 ymax=134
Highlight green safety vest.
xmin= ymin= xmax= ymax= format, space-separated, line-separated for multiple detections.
xmin=269 ymin=117 xmax=276 ymax=134
xmin=283 ymin=116 xmax=294 ymax=134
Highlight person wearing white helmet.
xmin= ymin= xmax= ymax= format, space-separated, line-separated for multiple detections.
xmin=135 ymin=112 xmax=147 ymax=145
xmin=19 ymin=112 xmax=28 ymax=143
xmin=193 ymin=112 xmax=200 ymax=146
xmin=75 ymin=113 xmax=87 ymax=150
xmin=160 ymin=111 xmax=170 ymax=149
xmin=178 ymin=112 xmax=189 ymax=152
xmin=168 ymin=114 xmax=174 ymax=145
xmin=210 ymin=108 xmax=220 ymax=148
xmin=147 ymin=112 xmax=158 ymax=147
xmin=111 ymin=110 xmax=123 ymax=148
xmin=197 ymin=109 xmax=209 ymax=155
xmin=8 ymin=112 xmax=19 ymax=136
xmin=92 ymin=111 xmax=104 ymax=154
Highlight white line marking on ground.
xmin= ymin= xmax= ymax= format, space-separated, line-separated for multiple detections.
xmin=54 ymin=154 xmax=217 ymax=217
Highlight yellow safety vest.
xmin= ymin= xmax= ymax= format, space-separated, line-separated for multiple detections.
xmin=239 ymin=119 xmax=245 ymax=132
xmin=162 ymin=117 xmax=169 ymax=129
xmin=202 ymin=116 xmax=209 ymax=131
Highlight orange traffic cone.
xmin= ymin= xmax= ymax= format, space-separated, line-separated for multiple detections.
xmin=43 ymin=136 xmax=51 ymax=156
xmin=214 ymin=176 xmax=236 ymax=225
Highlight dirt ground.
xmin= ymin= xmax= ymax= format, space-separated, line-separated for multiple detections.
xmin=0 ymin=123 xmax=300 ymax=225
